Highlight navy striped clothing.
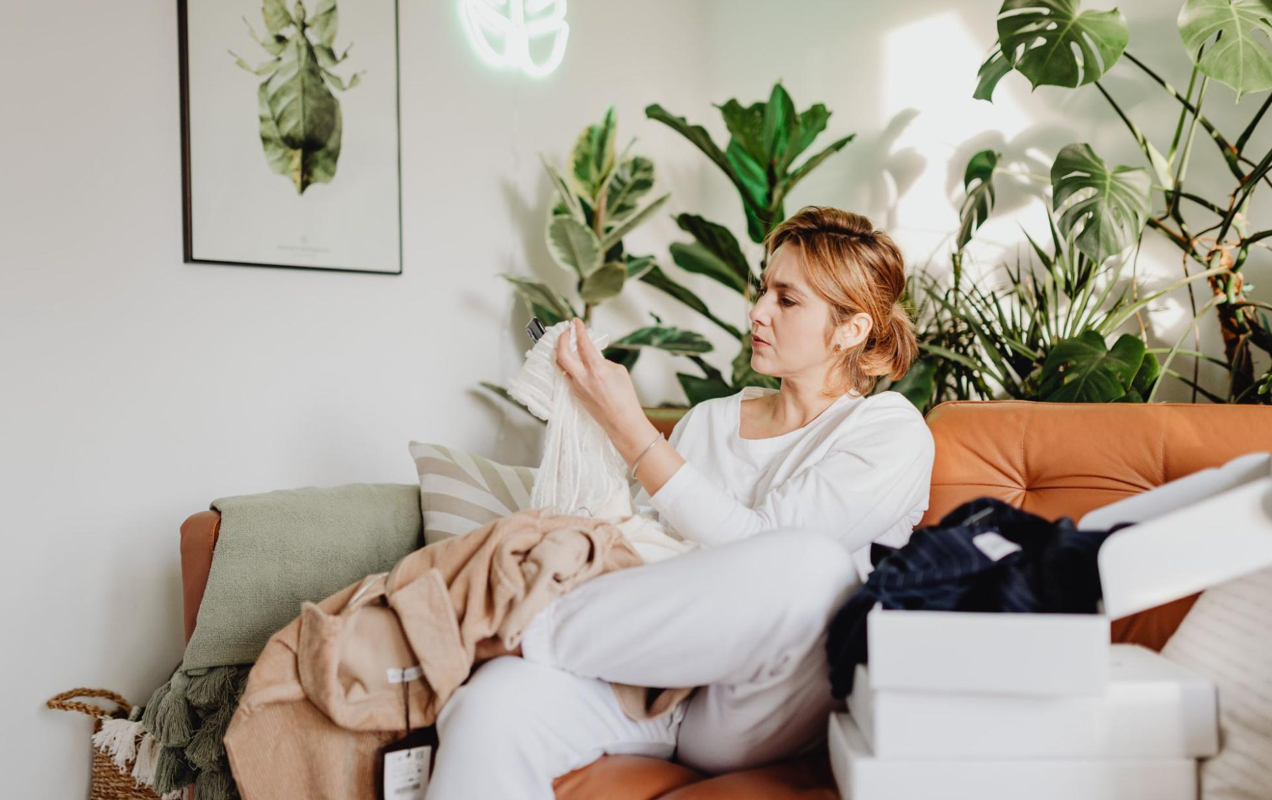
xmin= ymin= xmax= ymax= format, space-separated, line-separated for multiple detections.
xmin=824 ymin=496 xmax=1134 ymax=700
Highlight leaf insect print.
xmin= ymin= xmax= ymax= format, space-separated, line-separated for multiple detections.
xmin=230 ymin=0 xmax=364 ymax=194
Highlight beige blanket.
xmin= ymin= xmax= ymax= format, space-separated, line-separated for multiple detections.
xmin=224 ymin=507 xmax=698 ymax=800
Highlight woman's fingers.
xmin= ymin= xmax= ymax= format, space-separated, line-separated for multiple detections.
xmin=572 ymin=317 xmax=605 ymax=369
xmin=556 ymin=319 xmax=584 ymax=378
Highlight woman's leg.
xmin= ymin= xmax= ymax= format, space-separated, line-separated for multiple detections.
xmin=518 ymin=528 xmax=859 ymax=772
xmin=425 ymin=655 xmax=685 ymax=799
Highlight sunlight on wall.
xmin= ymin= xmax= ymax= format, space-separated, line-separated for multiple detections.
xmin=881 ymin=11 xmax=1038 ymax=274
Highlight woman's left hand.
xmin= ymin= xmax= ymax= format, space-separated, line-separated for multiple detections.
xmin=555 ymin=317 xmax=646 ymax=436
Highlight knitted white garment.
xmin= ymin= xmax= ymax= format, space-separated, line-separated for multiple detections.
xmin=506 ymin=319 xmax=699 ymax=564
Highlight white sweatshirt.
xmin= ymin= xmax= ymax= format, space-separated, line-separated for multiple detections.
xmin=633 ymin=385 xmax=936 ymax=578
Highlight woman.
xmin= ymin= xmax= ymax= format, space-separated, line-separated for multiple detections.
xmin=425 ymin=206 xmax=936 ymax=797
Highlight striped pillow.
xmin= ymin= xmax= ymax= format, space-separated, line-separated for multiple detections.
xmin=407 ymin=441 xmax=538 ymax=545
xmin=1161 ymin=566 xmax=1272 ymax=798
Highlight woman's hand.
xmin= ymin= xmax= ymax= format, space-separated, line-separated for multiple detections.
xmin=555 ymin=317 xmax=646 ymax=438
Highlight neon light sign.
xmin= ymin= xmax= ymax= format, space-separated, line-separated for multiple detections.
xmin=461 ymin=0 xmax=569 ymax=78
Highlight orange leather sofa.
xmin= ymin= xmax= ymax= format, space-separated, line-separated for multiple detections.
xmin=179 ymin=399 xmax=1272 ymax=799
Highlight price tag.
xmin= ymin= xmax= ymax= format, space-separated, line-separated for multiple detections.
xmin=382 ymin=745 xmax=431 ymax=799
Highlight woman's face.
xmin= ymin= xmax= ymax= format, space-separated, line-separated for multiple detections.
xmin=748 ymin=242 xmax=870 ymax=383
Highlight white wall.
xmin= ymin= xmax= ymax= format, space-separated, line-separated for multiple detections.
xmin=0 ymin=1 xmax=712 ymax=795
xmin=3 ymin=1 xmax=1269 ymax=796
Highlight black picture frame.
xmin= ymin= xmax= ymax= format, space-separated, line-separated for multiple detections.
xmin=177 ymin=0 xmax=403 ymax=275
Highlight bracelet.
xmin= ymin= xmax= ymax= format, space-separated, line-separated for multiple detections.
xmin=627 ymin=431 xmax=665 ymax=481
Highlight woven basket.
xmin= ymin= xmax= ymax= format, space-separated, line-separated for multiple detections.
xmin=47 ymin=688 xmax=166 ymax=800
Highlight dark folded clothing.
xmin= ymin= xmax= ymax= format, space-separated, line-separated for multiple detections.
xmin=825 ymin=496 xmax=1135 ymax=700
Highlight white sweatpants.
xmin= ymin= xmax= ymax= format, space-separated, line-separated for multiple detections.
xmin=424 ymin=528 xmax=860 ymax=798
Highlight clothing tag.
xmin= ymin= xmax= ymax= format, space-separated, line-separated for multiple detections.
xmin=972 ymin=531 xmax=1022 ymax=562
xmin=382 ymin=746 xmax=430 ymax=799
xmin=387 ymin=665 xmax=423 ymax=684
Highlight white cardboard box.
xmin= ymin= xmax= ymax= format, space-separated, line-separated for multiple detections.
xmin=866 ymin=451 xmax=1272 ymax=696
xmin=827 ymin=710 xmax=1198 ymax=800
xmin=847 ymin=644 xmax=1218 ymax=759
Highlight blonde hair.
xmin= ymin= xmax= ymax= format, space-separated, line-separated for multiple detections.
xmin=762 ymin=206 xmax=919 ymax=398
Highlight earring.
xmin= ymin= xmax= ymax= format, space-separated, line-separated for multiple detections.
xmin=834 ymin=344 xmax=842 ymax=351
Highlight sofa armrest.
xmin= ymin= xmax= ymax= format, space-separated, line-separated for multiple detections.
xmin=180 ymin=509 xmax=221 ymax=646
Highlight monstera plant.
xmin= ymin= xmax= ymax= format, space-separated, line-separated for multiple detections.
xmin=643 ymin=83 xmax=858 ymax=405
xmin=232 ymin=0 xmax=362 ymax=194
xmin=961 ymin=0 xmax=1272 ymax=404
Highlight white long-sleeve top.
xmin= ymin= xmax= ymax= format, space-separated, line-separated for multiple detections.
xmin=632 ymin=385 xmax=936 ymax=578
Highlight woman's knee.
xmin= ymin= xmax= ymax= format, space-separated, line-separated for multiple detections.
xmin=436 ymin=656 xmax=551 ymax=740
xmin=752 ymin=529 xmax=860 ymax=616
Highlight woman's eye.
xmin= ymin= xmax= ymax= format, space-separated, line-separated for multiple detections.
xmin=780 ymin=298 xmax=795 ymax=307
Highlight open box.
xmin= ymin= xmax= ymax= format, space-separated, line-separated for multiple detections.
xmin=865 ymin=451 xmax=1272 ymax=696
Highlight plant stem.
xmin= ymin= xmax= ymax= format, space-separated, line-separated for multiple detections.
xmin=1168 ymin=57 xmax=1201 ymax=162
xmin=1236 ymin=93 xmax=1272 ymax=153
xmin=1146 ymin=293 xmax=1224 ymax=403
xmin=1123 ymin=51 xmax=1243 ymax=179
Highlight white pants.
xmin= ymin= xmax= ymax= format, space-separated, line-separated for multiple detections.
xmin=424 ymin=528 xmax=860 ymax=799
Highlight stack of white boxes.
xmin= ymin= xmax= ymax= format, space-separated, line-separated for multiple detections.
xmin=827 ymin=451 xmax=1272 ymax=800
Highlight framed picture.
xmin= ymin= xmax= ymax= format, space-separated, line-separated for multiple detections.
xmin=178 ymin=0 xmax=402 ymax=275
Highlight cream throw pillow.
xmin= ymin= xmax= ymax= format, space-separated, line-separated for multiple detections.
xmin=1161 ymin=566 xmax=1272 ymax=799
xmin=407 ymin=441 xmax=537 ymax=545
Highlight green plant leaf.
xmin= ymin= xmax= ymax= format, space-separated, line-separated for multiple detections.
xmin=887 ymin=357 xmax=939 ymax=410
xmin=599 ymin=192 xmax=670 ymax=251
xmin=546 ymin=216 xmax=602 ymax=278
xmin=725 ymin=140 xmax=770 ymax=212
xmin=996 ymin=0 xmax=1129 ymax=89
xmin=1178 ymin=0 xmax=1272 ymax=100
xmin=674 ymin=214 xmax=752 ymax=291
xmin=773 ymin=134 xmax=856 ymax=212
xmin=605 ymin=156 xmax=654 ymax=221
xmin=1051 ymin=143 xmax=1151 ymax=265
xmin=973 ymin=46 xmax=1015 ymax=101
xmin=1037 ymin=330 xmax=1145 ymax=401
xmin=957 ymin=150 xmax=1000 ymax=250
xmin=670 ymin=242 xmax=750 ymax=295
xmin=763 ymin=83 xmax=797 ymax=167
xmin=571 ymin=105 xmax=618 ymax=196
xmin=540 ymin=155 xmax=586 ymax=224
xmin=718 ymin=99 xmax=768 ymax=168
xmin=638 ymin=266 xmax=746 ymax=340
xmin=777 ymin=103 xmax=830 ymax=177
xmin=624 ymin=254 xmax=657 ymax=281
xmin=646 ymin=103 xmax=752 ymax=203
xmin=609 ymin=326 xmax=714 ymax=355
xmin=501 ymin=274 xmax=576 ymax=324
xmin=579 ymin=261 xmax=627 ymax=304
xmin=309 ymin=0 xmax=338 ymax=46
xmin=677 ymin=372 xmax=737 ymax=406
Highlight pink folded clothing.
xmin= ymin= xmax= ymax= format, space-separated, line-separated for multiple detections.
xmin=224 ymin=506 xmax=698 ymax=800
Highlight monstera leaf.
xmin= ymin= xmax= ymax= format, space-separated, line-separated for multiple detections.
xmin=1037 ymin=331 xmax=1154 ymax=401
xmin=996 ymin=0 xmax=1129 ymax=89
xmin=1051 ymin=143 xmax=1151 ymax=265
xmin=973 ymin=46 xmax=1015 ymax=101
xmin=957 ymin=150 xmax=1000 ymax=249
xmin=1178 ymin=0 xmax=1272 ymax=100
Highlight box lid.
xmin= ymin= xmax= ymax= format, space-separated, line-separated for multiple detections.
xmin=1085 ymin=452 xmax=1272 ymax=619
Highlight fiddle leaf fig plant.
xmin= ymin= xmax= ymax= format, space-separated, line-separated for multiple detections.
xmin=644 ymin=82 xmax=857 ymax=405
